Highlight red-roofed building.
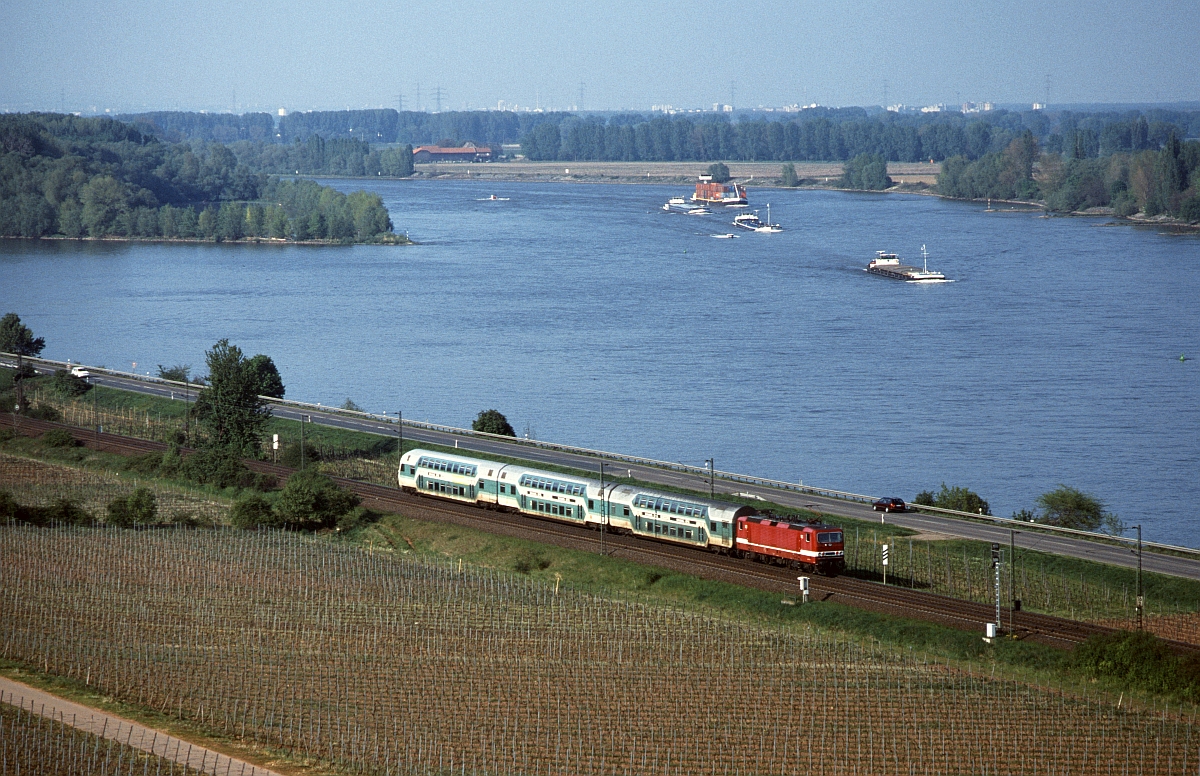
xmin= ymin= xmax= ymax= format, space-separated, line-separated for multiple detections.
xmin=412 ymin=143 xmax=494 ymax=163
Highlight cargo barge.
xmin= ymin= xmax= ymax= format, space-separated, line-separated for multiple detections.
xmin=865 ymin=246 xmax=949 ymax=283
xmin=691 ymin=175 xmax=748 ymax=206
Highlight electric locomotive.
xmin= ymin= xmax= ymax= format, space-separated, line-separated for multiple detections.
xmin=398 ymin=448 xmax=844 ymax=575
xmin=734 ymin=514 xmax=846 ymax=575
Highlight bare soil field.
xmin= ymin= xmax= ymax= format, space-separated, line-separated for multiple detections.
xmin=2 ymin=526 xmax=1195 ymax=776
xmin=414 ymin=160 xmax=942 ymax=187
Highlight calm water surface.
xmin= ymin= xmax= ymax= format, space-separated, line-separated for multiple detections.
xmin=3 ymin=180 xmax=1198 ymax=545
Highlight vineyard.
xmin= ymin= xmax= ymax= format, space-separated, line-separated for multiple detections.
xmin=0 ymin=453 xmax=230 ymax=525
xmin=2 ymin=525 xmax=1197 ymax=775
xmin=839 ymin=528 xmax=1200 ymax=642
xmin=0 ymin=696 xmax=204 ymax=776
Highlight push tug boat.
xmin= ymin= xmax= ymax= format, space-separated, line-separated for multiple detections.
xmin=865 ymin=245 xmax=949 ymax=283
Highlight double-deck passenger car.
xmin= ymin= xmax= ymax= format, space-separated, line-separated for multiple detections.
xmin=398 ymin=448 xmax=842 ymax=574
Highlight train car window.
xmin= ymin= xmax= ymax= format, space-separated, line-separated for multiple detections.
xmin=623 ymin=507 xmax=630 ymax=516
xmin=588 ymin=500 xmax=594 ymax=509
xmin=685 ymin=531 xmax=692 ymax=539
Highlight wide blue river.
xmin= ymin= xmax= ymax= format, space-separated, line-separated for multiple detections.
xmin=3 ymin=180 xmax=1198 ymax=546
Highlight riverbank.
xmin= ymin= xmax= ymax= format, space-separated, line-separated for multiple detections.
xmin=3 ymin=233 xmax=413 ymax=246
xmin=414 ymin=159 xmax=942 ymax=188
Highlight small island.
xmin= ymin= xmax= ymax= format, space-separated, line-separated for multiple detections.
xmin=0 ymin=114 xmax=409 ymax=244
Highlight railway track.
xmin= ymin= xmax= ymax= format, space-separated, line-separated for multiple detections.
xmin=4 ymin=415 xmax=1193 ymax=653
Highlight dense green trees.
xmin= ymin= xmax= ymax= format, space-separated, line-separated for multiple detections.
xmin=938 ymin=129 xmax=1199 ymax=220
xmin=0 ymin=113 xmax=399 ymax=241
xmin=841 ymin=153 xmax=891 ymax=189
xmin=192 ymin=339 xmax=272 ymax=456
xmin=246 ymin=354 xmax=285 ymax=399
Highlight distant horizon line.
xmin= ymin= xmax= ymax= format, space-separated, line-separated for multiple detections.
xmin=4 ymin=99 xmax=1200 ymax=119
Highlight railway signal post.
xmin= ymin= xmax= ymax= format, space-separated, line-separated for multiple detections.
xmin=1136 ymin=524 xmax=1143 ymax=631
xmin=797 ymin=576 xmax=809 ymax=604
xmin=992 ymin=543 xmax=1002 ymax=634
xmin=881 ymin=544 xmax=888 ymax=585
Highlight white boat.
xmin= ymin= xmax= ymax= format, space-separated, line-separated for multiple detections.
xmin=664 ymin=197 xmax=710 ymax=215
xmin=865 ymin=245 xmax=950 ymax=283
xmin=710 ymin=233 xmax=739 ymax=239
xmin=732 ymin=205 xmax=782 ymax=232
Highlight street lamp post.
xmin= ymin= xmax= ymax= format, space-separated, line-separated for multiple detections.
xmin=300 ymin=414 xmax=310 ymax=470
xmin=396 ymin=410 xmax=403 ymax=461
xmin=705 ymin=458 xmax=714 ymax=500
xmin=599 ymin=460 xmax=607 ymax=556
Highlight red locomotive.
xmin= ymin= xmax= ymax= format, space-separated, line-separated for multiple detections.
xmin=734 ymin=514 xmax=846 ymax=576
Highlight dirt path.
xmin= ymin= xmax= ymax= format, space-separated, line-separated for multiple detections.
xmin=0 ymin=676 xmax=285 ymax=776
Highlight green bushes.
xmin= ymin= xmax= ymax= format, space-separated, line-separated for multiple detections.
xmin=230 ymin=494 xmax=278 ymax=529
xmin=39 ymin=429 xmax=79 ymax=448
xmin=230 ymin=470 xmax=367 ymax=531
xmin=472 ymin=409 xmax=515 ymax=437
xmin=1074 ymin=630 xmax=1200 ymax=702
xmin=120 ymin=447 xmax=275 ymax=491
xmin=913 ymin=483 xmax=991 ymax=515
xmin=106 ymin=487 xmax=157 ymax=527
xmin=274 ymin=470 xmax=361 ymax=530
xmin=0 ymin=488 xmax=91 ymax=526
xmin=279 ymin=442 xmax=318 ymax=468
xmin=49 ymin=369 xmax=91 ymax=397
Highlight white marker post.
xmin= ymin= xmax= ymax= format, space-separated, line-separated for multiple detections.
xmin=882 ymin=544 xmax=889 ymax=585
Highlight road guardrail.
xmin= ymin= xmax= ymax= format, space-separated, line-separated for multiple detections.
xmin=8 ymin=352 xmax=1197 ymax=557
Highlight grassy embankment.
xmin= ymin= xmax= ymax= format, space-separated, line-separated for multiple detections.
xmin=15 ymin=367 xmax=1200 ymax=605
xmin=19 ymin=370 xmax=1198 ymax=624
xmin=7 ymin=373 xmax=1200 ymax=687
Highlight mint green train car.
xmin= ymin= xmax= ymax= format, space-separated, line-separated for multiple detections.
xmin=397 ymin=448 xmax=756 ymax=553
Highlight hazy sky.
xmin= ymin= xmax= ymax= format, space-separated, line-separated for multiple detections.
xmin=3 ymin=0 xmax=1198 ymax=114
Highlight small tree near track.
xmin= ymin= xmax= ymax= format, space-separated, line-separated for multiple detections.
xmin=0 ymin=312 xmax=45 ymax=413
xmin=472 ymin=409 xmax=515 ymax=436
xmin=1035 ymin=484 xmax=1123 ymax=533
xmin=191 ymin=339 xmax=272 ymax=457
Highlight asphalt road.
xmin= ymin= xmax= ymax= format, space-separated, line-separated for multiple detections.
xmin=14 ymin=360 xmax=1200 ymax=581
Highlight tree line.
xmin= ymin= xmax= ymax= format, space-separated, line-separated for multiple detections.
xmin=522 ymin=110 xmax=1198 ymax=164
xmin=0 ymin=113 xmax=400 ymax=241
xmin=937 ymin=131 xmax=1200 ymax=221
xmin=121 ymin=108 xmax=573 ymax=147
xmin=116 ymin=107 xmax=1200 ymax=164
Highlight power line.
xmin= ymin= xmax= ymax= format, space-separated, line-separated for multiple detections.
xmin=433 ymin=86 xmax=444 ymax=113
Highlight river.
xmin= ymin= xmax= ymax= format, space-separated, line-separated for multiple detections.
xmin=3 ymin=179 xmax=1198 ymax=546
